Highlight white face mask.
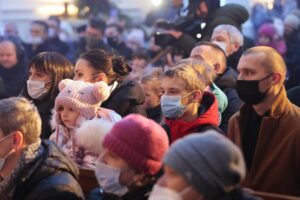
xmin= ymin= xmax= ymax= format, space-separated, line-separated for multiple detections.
xmin=149 ymin=184 xmax=193 ymax=200
xmin=212 ymin=41 xmax=227 ymax=55
xmin=95 ymin=161 xmax=129 ymax=196
xmin=29 ymin=36 xmax=43 ymax=45
xmin=0 ymin=133 xmax=15 ymax=171
xmin=48 ymin=28 xmax=56 ymax=38
xmin=27 ymin=80 xmax=51 ymax=99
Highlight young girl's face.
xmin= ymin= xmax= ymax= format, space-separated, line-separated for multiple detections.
xmin=142 ymin=82 xmax=161 ymax=110
xmin=59 ymin=105 xmax=80 ymax=127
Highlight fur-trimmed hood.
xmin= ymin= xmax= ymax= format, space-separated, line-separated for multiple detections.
xmin=75 ymin=117 xmax=115 ymax=155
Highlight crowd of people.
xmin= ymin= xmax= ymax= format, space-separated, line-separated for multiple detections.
xmin=0 ymin=0 xmax=300 ymax=199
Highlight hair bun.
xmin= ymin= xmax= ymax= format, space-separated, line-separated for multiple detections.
xmin=112 ymin=56 xmax=132 ymax=76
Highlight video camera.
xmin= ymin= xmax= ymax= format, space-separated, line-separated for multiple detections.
xmin=154 ymin=11 xmax=204 ymax=48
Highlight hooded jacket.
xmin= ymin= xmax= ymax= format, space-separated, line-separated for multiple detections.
xmin=12 ymin=140 xmax=84 ymax=200
xmin=164 ymin=92 xmax=221 ymax=143
xmin=176 ymin=3 xmax=249 ymax=55
xmin=101 ymin=80 xmax=146 ymax=117
xmin=0 ymin=37 xmax=28 ymax=98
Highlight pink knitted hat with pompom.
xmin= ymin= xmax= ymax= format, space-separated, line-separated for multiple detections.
xmin=103 ymin=114 xmax=169 ymax=175
xmin=55 ymin=79 xmax=110 ymax=121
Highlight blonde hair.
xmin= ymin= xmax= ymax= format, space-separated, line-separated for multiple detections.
xmin=163 ymin=59 xmax=206 ymax=93
xmin=0 ymin=97 xmax=41 ymax=144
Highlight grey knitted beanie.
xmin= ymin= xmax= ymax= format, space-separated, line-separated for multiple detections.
xmin=164 ymin=130 xmax=246 ymax=199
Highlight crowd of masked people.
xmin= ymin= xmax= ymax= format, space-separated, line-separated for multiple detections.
xmin=0 ymin=0 xmax=300 ymax=200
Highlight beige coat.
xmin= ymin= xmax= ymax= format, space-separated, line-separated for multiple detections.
xmin=228 ymin=87 xmax=300 ymax=197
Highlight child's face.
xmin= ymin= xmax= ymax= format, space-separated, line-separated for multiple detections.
xmin=59 ymin=105 xmax=80 ymax=127
xmin=132 ymin=58 xmax=147 ymax=70
xmin=142 ymin=82 xmax=161 ymax=109
xmin=98 ymin=148 xmax=138 ymax=185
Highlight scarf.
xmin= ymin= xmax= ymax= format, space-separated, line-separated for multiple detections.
xmin=0 ymin=139 xmax=44 ymax=200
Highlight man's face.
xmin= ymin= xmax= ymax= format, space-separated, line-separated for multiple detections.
xmin=86 ymin=25 xmax=102 ymax=40
xmin=211 ymin=29 xmax=236 ymax=56
xmin=156 ymin=165 xmax=203 ymax=200
xmin=237 ymin=53 xmax=273 ymax=92
xmin=47 ymin=19 xmax=59 ymax=37
xmin=196 ymin=1 xmax=209 ymax=18
xmin=0 ymin=41 xmax=18 ymax=69
xmin=105 ymin=26 xmax=121 ymax=42
xmin=161 ymin=77 xmax=196 ymax=111
xmin=30 ymin=23 xmax=47 ymax=41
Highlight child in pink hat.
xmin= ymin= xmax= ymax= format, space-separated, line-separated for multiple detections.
xmin=50 ymin=79 xmax=121 ymax=168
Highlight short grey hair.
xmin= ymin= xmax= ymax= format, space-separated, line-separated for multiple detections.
xmin=213 ymin=24 xmax=244 ymax=47
xmin=0 ymin=97 xmax=41 ymax=144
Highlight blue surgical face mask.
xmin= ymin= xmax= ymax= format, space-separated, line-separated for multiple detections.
xmin=161 ymin=92 xmax=194 ymax=119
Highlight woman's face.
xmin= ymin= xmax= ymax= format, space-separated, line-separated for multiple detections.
xmin=74 ymin=58 xmax=98 ymax=83
xmin=28 ymin=67 xmax=52 ymax=92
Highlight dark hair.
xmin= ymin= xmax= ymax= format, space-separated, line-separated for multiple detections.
xmin=32 ymin=20 xmax=49 ymax=33
xmin=132 ymin=48 xmax=149 ymax=61
xmin=48 ymin=16 xmax=61 ymax=26
xmin=89 ymin=17 xmax=106 ymax=33
xmin=80 ymin=49 xmax=132 ymax=83
xmin=28 ymin=52 xmax=74 ymax=100
xmin=107 ymin=23 xmax=124 ymax=34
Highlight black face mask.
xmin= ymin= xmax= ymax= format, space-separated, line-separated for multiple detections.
xmin=107 ymin=36 xmax=119 ymax=47
xmin=237 ymin=74 xmax=273 ymax=105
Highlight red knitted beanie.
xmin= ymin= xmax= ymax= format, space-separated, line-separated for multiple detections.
xmin=103 ymin=114 xmax=169 ymax=175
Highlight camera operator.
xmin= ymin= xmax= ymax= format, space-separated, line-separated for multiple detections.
xmin=155 ymin=0 xmax=249 ymax=57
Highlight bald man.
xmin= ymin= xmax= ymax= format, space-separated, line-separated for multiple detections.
xmin=190 ymin=42 xmax=242 ymax=132
xmin=228 ymin=46 xmax=300 ymax=197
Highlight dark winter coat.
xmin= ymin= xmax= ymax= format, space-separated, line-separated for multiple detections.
xmin=0 ymin=37 xmax=28 ymax=98
xmin=101 ymin=80 xmax=146 ymax=117
xmin=48 ymin=36 xmax=69 ymax=56
xmin=24 ymin=40 xmax=58 ymax=61
xmin=287 ymin=85 xmax=300 ymax=107
xmin=175 ymin=4 xmax=249 ymax=56
xmin=215 ymin=67 xmax=242 ymax=132
xmin=12 ymin=140 xmax=85 ymax=200
xmin=21 ymin=89 xmax=55 ymax=139
xmin=146 ymin=104 xmax=163 ymax=124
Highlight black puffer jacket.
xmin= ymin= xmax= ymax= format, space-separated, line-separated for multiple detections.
xmin=101 ymin=80 xmax=146 ymax=117
xmin=176 ymin=3 xmax=249 ymax=56
xmin=12 ymin=140 xmax=85 ymax=200
xmin=215 ymin=67 xmax=242 ymax=132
